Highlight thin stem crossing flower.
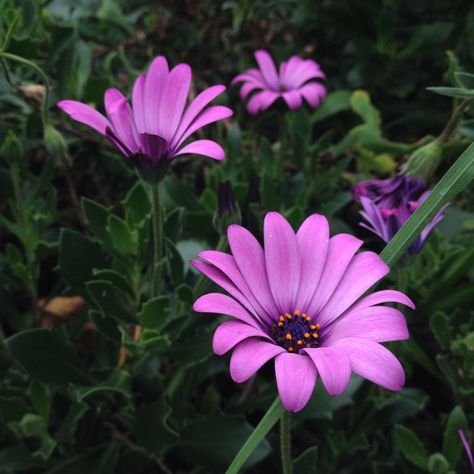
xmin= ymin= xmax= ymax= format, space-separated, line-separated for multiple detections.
xmin=193 ymin=212 xmax=413 ymax=412
xmin=232 ymin=50 xmax=326 ymax=114
xmin=58 ymin=55 xmax=233 ymax=180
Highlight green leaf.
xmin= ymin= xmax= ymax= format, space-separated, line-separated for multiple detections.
xmin=5 ymin=329 xmax=95 ymax=385
xmin=429 ymin=312 xmax=451 ymax=350
xmin=455 ymin=71 xmax=474 ymax=89
xmin=311 ymin=90 xmax=351 ymax=123
xmin=428 ymin=453 xmax=454 ymax=474
xmin=442 ymin=406 xmax=468 ymax=465
xmin=82 ymin=198 xmax=113 ymax=248
xmin=122 ymin=181 xmax=150 ymax=227
xmin=426 ymin=86 xmax=474 ymax=98
xmin=350 ymin=90 xmax=381 ymax=128
xmin=293 ymin=446 xmax=317 ymax=473
xmin=137 ymin=295 xmax=170 ymax=330
xmin=86 ymin=280 xmax=134 ymax=323
xmin=28 ymin=381 xmax=50 ymax=421
xmin=395 ymin=424 xmax=429 ymax=469
xmin=224 ymin=398 xmax=284 ymax=474
xmin=107 ymin=214 xmax=134 ymax=255
xmin=380 ymin=142 xmax=474 ymax=267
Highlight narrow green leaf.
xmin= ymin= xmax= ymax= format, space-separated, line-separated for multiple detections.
xmin=395 ymin=424 xmax=429 ymax=469
xmin=442 ymin=406 xmax=468 ymax=465
xmin=426 ymin=86 xmax=474 ymax=98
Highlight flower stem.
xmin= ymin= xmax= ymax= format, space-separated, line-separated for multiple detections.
xmin=437 ymin=98 xmax=473 ymax=145
xmin=150 ymin=184 xmax=163 ymax=297
xmin=280 ymin=411 xmax=293 ymax=474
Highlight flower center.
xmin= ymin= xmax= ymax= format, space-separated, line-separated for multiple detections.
xmin=270 ymin=309 xmax=320 ymax=353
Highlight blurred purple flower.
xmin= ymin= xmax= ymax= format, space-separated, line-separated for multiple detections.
xmin=58 ymin=56 xmax=233 ymax=177
xmin=352 ymin=175 xmax=447 ymax=254
xmin=232 ymin=50 xmax=326 ymax=115
xmin=459 ymin=430 xmax=474 ymax=473
xmin=192 ymin=212 xmax=413 ymax=412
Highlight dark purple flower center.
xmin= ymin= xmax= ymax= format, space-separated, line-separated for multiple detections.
xmin=270 ymin=309 xmax=320 ymax=353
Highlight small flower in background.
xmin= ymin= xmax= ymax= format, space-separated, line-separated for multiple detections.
xmin=352 ymin=175 xmax=447 ymax=254
xmin=232 ymin=50 xmax=326 ymax=115
xmin=193 ymin=212 xmax=413 ymax=412
xmin=58 ymin=55 xmax=233 ymax=181
xmin=213 ymin=181 xmax=241 ymax=234
xmin=459 ymin=429 xmax=474 ymax=473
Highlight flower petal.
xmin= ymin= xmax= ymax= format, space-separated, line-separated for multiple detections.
xmin=324 ymin=306 xmax=409 ymax=344
xmin=228 ymin=224 xmax=279 ymax=319
xmin=193 ymin=293 xmax=260 ymax=328
xmin=132 ymin=74 xmax=147 ymax=134
xmin=299 ymin=83 xmax=327 ymax=108
xmin=274 ymin=352 xmax=317 ymax=412
xmin=158 ymin=63 xmax=191 ymax=142
xmin=282 ymin=90 xmax=303 ymax=110
xmin=296 ymin=214 xmax=330 ymax=311
xmin=232 ymin=68 xmax=266 ymax=86
xmin=213 ymin=320 xmax=271 ymax=355
xmin=57 ymin=100 xmax=109 ymax=135
xmin=143 ymin=56 xmax=169 ymax=135
xmin=247 ymin=90 xmax=279 ymax=115
xmin=174 ymin=139 xmax=224 ymax=160
xmin=254 ymin=50 xmax=280 ymax=90
xmin=332 ymin=337 xmax=405 ymax=391
xmin=230 ymin=339 xmax=284 ymax=383
xmin=239 ymin=81 xmax=262 ymax=99
xmin=303 ymin=347 xmax=351 ymax=395
xmin=305 ymin=234 xmax=363 ymax=318
xmin=317 ymin=251 xmax=389 ymax=327
xmin=264 ymin=212 xmax=301 ymax=313
xmin=348 ymin=290 xmax=415 ymax=311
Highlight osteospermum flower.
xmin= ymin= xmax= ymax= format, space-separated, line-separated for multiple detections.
xmin=58 ymin=55 xmax=233 ymax=179
xmin=192 ymin=212 xmax=414 ymax=412
xmin=352 ymin=175 xmax=447 ymax=253
xmin=232 ymin=50 xmax=326 ymax=114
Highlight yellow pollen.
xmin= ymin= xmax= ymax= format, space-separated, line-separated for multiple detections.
xmin=279 ymin=315 xmax=285 ymax=322
xmin=288 ymin=347 xmax=294 ymax=352
xmin=285 ymin=313 xmax=292 ymax=320
xmin=286 ymin=333 xmax=292 ymax=340
xmin=312 ymin=333 xmax=319 ymax=339
xmin=297 ymin=340 xmax=303 ymax=346
xmin=305 ymin=315 xmax=312 ymax=321
xmin=304 ymin=333 xmax=310 ymax=338
xmin=294 ymin=309 xmax=300 ymax=316
xmin=278 ymin=322 xmax=284 ymax=327
xmin=302 ymin=312 xmax=308 ymax=318
xmin=310 ymin=324 xmax=317 ymax=330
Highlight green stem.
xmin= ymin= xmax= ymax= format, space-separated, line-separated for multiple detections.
xmin=0 ymin=51 xmax=51 ymax=127
xmin=437 ymin=98 xmax=473 ymax=145
xmin=280 ymin=411 xmax=293 ymax=474
xmin=150 ymin=184 xmax=163 ymax=297
xmin=225 ymin=397 xmax=285 ymax=474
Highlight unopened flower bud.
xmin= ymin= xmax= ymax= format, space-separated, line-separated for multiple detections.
xmin=0 ymin=130 xmax=23 ymax=163
xmin=403 ymin=140 xmax=442 ymax=179
xmin=213 ymin=181 xmax=241 ymax=234
xmin=44 ymin=123 xmax=69 ymax=165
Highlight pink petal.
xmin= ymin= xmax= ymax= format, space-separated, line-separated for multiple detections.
xmin=348 ymin=290 xmax=416 ymax=312
xmin=240 ymin=82 xmax=262 ymax=100
xmin=193 ymin=293 xmax=260 ymax=328
xmin=324 ymin=306 xmax=409 ymax=344
xmin=333 ymin=337 xmax=405 ymax=391
xmin=173 ymin=105 xmax=233 ymax=148
xmin=264 ymin=212 xmax=301 ymax=313
xmin=228 ymin=224 xmax=279 ymax=319
xmin=157 ymin=63 xmax=191 ymax=142
xmin=230 ymin=339 xmax=284 ymax=383
xmin=213 ymin=320 xmax=271 ymax=355
xmin=305 ymin=234 xmax=363 ymax=318
xmin=296 ymin=214 xmax=329 ymax=311
xmin=254 ymin=50 xmax=280 ymax=90
xmin=317 ymin=251 xmax=389 ymax=327
xmin=171 ymin=85 xmax=226 ymax=148
xmin=57 ymin=100 xmax=110 ymax=135
xmin=280 ymin=56 xmax=303 ymax=86
xmin=282 ymin=90 xmax=303 ymax=110
xmin=198 ymin=251 xmax=272 ymax=324
xmin=275 ymin=353 xmax=317 ymax=412
xmin=287 ymin=63 xmax=326 ymax=89
xmin=299 ymin=83 xmax=327 ymax=108
xmin=174 ymin=139 xmax=224 ymax=160
xmin=132 ymin=74 xmax=147 ymax=134
xmin=143 ymin=56 xmax=169 ymax=135
xmin=303 ymin=347 xmax=351 ymax=396
xmin=232 ymin=68 xmax=266 ymax=87
xmin=246 ymin=90 xmax=280 ymax=115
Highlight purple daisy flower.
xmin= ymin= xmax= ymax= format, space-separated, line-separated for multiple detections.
xmin=192 ymin=212 xmax=413 ymax=412
xmin=58 ymin=55 xmax=233 ymax=177
xmin=353 ymin=175 xmax=447 ymax=254
xmin=232 ymin=50 xmax=326 ymax=115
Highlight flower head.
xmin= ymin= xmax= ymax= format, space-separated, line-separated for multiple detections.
xmin=58 ymin=56 xmax=233 ymax=180
xmin=353 ymin=175 xmax=447 ymax=254
xmin=232 ymin=50 xmax=326 ymax=115
xmin=192 ymin=212 xmax=413 ymax=412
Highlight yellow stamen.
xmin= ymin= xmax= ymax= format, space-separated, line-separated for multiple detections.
xmin=279 ymin=315 xmax=285 ymax=322
xmin=285 ymin=313 xmax=292 ymax=320
xmin=315 ymin=323 xmax=320 ymax=329
xmin=294 ymin=309 xmax=300 ymax=316
xmin=288 ymin=347 xmax=294 ymax=352
xmin=304 ymin=333 xmax=310 ymax=338
xmin=305 ymin=315 xmax=312 ymax=321
xmin=278 ymin=322 xmax=284 ymax=327
xmin=297 ymin=340 xmax=303 ymax=346
xmin=312 ymin=333 xmax=319 ymax=339
xmin=286 ymin=333 xmax=292 ymax=340
xmin=310 ymin=324 xmax=317 ymax=330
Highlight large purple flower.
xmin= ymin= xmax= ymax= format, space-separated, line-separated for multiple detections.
xmin=58 ymin=55 xmax=233 ymax=176
xmin=353 ymin=175 xmax=447 ymax=253
xmin=232 ymin=50 xmax=326 ymax=115
xmin=192 ymin=212 xmax=413 ymax=412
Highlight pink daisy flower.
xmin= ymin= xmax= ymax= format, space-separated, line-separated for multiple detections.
xmin=192 ymin=212 xmax=414 ymax=413
xmin=58 ymin=55 xmax=233 ymax=177
xmin=232 ymin=50 xmax=326 ymax=115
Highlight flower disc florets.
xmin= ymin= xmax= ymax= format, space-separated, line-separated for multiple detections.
xmin=271 ymin=310 xmax=320 ymax=352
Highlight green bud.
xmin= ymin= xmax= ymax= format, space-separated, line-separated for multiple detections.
xmin=403 ymin=140 xmax=443 ymax=179
xmin=44 ymin=123 xmax=69 ymax=165
xmin=213 ymin=181 xmax=241 ymax=235
xmin=428 ymin=453 xmax=453 ymax=474
xmin=0 ymin=129 xmax=23 ymax=163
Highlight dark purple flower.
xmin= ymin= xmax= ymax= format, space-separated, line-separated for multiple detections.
xmin=353 ymin=175 xmax=447 ymax=254
xmin=58 ymin=55 xmax=233 ymax=178
xmin=232 ymin=50 xmax=326 ymax=115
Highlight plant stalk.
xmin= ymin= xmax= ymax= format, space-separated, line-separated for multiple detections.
xmin=280 ymin=411 xmax=293 ymax=474
xmin=150 ymin=184 xmax=163 ymax=297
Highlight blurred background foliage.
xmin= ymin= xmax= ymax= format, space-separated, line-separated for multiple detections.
xmin=0 ymin=0 xmax=473 ymax=473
